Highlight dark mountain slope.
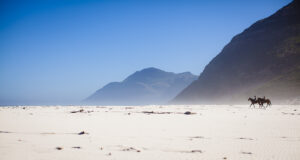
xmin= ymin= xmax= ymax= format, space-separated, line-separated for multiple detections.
xmin=173 ymin=0 xmax=300 ymax=104
xmin=84 ymin=67 xmax=197 ymax=105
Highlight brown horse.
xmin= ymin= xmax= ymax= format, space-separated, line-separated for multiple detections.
xmin=248 ymin=97 xmax=258 ymax=108
xmin=257 ymin=97 xmax=272 ymax=108
xmin=257 ymin=97 xmax=265 ymax=108
xmin=263 ymin=99 xmax=272 ymax=107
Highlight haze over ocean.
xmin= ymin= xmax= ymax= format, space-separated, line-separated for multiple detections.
xmin=0 ymin=0 xmax=292 ymax=105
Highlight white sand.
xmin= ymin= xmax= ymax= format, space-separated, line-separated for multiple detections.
xmin=0 ymin=105 xmax=300 ymax=160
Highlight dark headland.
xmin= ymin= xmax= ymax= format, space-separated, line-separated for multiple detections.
xmin=172 ymin=0 xmax=300 ymax=105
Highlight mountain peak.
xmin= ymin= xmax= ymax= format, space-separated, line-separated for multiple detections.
xmin=123 ymin=67 xmax=172 ymax=83
xmin=84 ymin=68 xmax=197 ymax=105
xmin=140 ymin=67 xmax=163 ymax=72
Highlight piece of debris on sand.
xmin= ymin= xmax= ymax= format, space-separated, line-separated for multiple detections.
xmin=78 ymin=131 xmax=88 ymax=135
xmin=70 ymin=109 xmax=84 ymax=113
xmin=238 ymin=137 xmax=254 ymax=140
xmin=56 ymin=147 xmax=63 ymax=150
xmin=142 ymin=111 xmax=172 ymax=115
xmin=122 ymin=147 xmax=141 ymax=152
xmin=181 ymin=150 xmax=202 ymax=153
xmin=190 ymin=136 xmax=205 ymax=139
xmin=190 ymin=150 xmax=202 ymax=153
xmin=241 ymin=151 xmax=252 ymax=155
xmin=72 ymin=146 xmax=81 ymax=149
xmin=0 ymin=131 xmax=11 ymax=134
xmin=184 ymin=111 xmax=196 ymax=115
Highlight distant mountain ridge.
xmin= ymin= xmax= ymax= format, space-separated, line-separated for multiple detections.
xmin=172 ymin=0 xmax=300 ymax=104
xmin=84 ymin=67 xmax=197 ymax=105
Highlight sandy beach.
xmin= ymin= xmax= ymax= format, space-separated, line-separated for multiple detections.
xmin=0 ymin=105 xmax=300 ymax=160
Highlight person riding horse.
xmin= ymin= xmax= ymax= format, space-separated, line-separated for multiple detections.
xmin=248 ymin=96 xmax=258 ymax=107
xmin=248 ymin=96 xmax=272 ymax=108
xmin=257 ymin=97 xmax=272 ymax=108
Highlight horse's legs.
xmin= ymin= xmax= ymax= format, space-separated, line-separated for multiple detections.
xmin=260 ymin=102 xmax=263 ymax=108
xmin=262 ymin=103 xmax=266 ymax=109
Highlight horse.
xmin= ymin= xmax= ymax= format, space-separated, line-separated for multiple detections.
xmin=257 ymin=97 xmax=272 ymax=108
xmin=257 ymin=97 xmax=265 ymax=108
xmin=263 ymin=99 xmax=272 ymax=107
xmin=248 ymin=97 xmax=258 ymax=108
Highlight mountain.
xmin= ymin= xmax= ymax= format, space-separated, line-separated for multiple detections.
xmin=84 ymin=67 xmax=197 ymax=105
xmin=172 ymin=0 xmax=300 ymax=104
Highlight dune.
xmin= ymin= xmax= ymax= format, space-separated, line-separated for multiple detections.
xmin=0 ymin=105 xmax=300 ymax=160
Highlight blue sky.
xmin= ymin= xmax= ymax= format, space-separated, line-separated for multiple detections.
xmin=0 ymin=0 xmax=292 ymax=105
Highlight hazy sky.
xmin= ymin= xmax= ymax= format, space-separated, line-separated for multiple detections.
xmin=0 ymin=0 xmax=292 ymax=105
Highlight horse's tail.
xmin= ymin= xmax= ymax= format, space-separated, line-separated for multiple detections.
xmin=266 ymin=99 xmax=271 ymax=106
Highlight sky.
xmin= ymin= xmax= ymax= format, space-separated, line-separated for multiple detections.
xmin=0 ymin=0 xmax=293 ymax=105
